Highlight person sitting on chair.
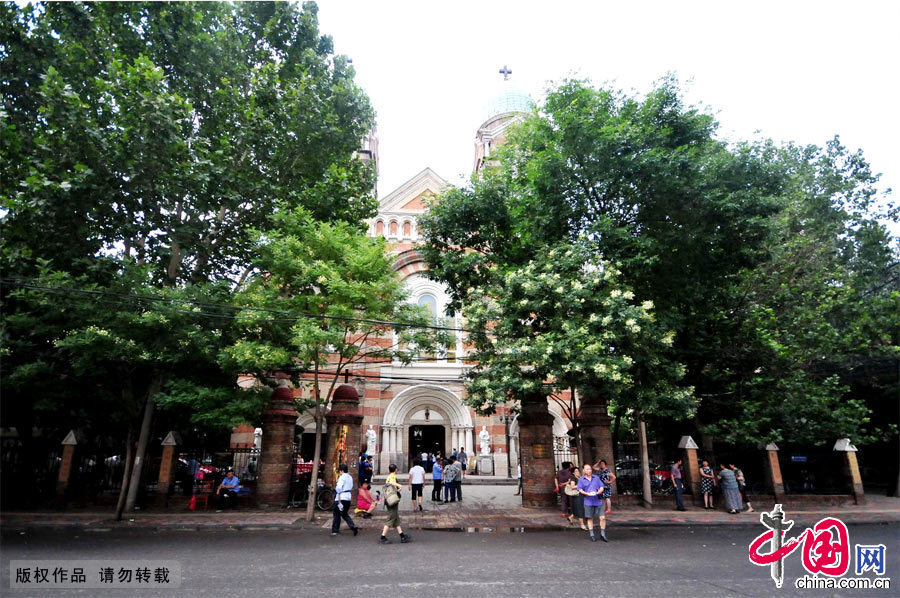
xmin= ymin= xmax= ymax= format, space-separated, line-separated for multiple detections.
xmin=354 ymin=480 xmax=378 ymax=518
xmin=216 ymin=469 xmax=240 ymax=511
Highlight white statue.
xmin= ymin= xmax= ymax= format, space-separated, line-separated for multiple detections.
xmin=365 ymin=424 xmax=377 ymax=455
xmin=479 ymin=425 xmax=491 ymax=455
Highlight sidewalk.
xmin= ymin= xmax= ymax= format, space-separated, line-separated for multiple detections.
xmin=3 ymin=493 xmax=898 ymax=534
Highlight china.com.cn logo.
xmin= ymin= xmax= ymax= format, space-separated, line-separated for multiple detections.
xmin=748 ymin=504 xmax=889 ymax=590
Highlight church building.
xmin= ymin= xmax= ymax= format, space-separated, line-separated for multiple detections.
xmin=293 ymin=76 xmax=578 ymax=476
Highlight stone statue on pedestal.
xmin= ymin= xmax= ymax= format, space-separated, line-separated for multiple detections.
xmin=365 ymin=424 xmax=377 ymax=455
xmin=479 ymin=425 xmax=491 ymax=455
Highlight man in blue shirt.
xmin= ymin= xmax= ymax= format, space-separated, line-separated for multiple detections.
xmin=577 ymin=464 xmax=608 ymax=542
xmin=216 ymin=469 xmax=240 ymax=511
xmin=331 ymin=464 xmax=360 ymax=537
xmin=431 ymin=459 xmax=443 ymax=502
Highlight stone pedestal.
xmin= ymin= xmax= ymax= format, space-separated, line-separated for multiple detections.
xmin=256 ymin=387 xmax=299 ymax=507
xmin=155 ymin=431 xmax=181 ymax=507
xmin=764 ymin=442 xmax=786 ymax=502
xmin=518 ymin=396 xmax=556 ymax=508
xmin=324 ymin=385 xmax=364 ymax=497
xmin=477 ymin=455 xmax=494 ymax=475
xmin=834 ymin=438 xmax=866 ymax=505
xmin=679 ymin=435 xmax=701 ymax=504
xmin=55 ymin=430 xmax=78 ymax=500
xmin=492 ymin=452 xmax=509 ymax=478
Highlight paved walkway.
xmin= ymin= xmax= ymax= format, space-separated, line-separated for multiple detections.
xmin=3 ymin=491 xmax=897 ymax=533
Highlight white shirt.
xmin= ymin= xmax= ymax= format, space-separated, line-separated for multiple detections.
xmin=409 ymin=465 xmax=426 ymax=485
xmin=335 ymin=472 xmax=353 ymax=501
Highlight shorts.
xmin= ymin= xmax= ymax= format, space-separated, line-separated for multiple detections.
xmin=386 ymin=504 xmax=401 ymax=528
xmin=583 ymin=504 xmax=604 ymax=519
xmin=461 ymin=463 xmax=467 ymax=471
xmin=411 ymin=483 xmax=423 ymax=499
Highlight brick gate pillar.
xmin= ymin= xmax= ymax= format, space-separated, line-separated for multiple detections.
xmin=764 ymin=442 xmax=786 ymax=502
xmin=834 ymin=438 xmax=866 ymax=505
xmin=679 ymin=435 xmax=701 ymax=504
xmin=324 ymin=385 xmax=364 ymax=498
xmin=155 ymin=431 xmax=181 ymax=507
xmin=256 ymin=386 xmax=299 ymax=507
xmin=518 ymin=396 xmax=556 ymax=508
xmin=55 ymin=430 xmax=78 ymax=500
xmin=579 ymin=388 xmax=615 ymax=491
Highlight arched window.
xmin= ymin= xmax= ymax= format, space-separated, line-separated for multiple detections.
xmin=403 ymin=221 xmax=411 ymax=237
xmin=389 ymin=220 xmax=398 ymax=236
xmin=375 ymin=220 xmax=384 ymax=235
xmin=417 ymin=294 xmax=437 ymax=324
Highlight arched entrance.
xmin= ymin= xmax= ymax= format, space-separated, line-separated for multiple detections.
xmin=380 ymin=384 xmax=474 ymax=473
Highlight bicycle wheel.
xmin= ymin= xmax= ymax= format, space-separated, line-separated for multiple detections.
xmin=315 ymin=487 xmax=334 ymax=511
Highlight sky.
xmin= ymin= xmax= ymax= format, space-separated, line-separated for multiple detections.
xmin=317 ymin=0 xmax=899 ymax=227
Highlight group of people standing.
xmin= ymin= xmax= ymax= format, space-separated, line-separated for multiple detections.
xmin=429 ymin=454 xmax=465 ymax=503
xmin=698 ymin=461 xmax=753 ymax=514
xmin=555 ymin=460 xmax=615 ymax=543
xmin=672 ymin=458 xmax=753 ymax=514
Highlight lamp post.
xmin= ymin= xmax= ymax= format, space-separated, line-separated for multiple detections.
xmin=503 ymin=414 xmax=512 ymax=478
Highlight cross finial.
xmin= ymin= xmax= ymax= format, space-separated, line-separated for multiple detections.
xmin=499 ymin=65 xmax=512 ymax=81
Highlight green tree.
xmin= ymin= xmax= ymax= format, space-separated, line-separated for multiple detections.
xmin=215 ymin=207 xmax=448 ymax=521
xmin=1 ymin=1 xmax=376 ymax=509
xmin=421 ymin=77 xmax=897 ymax=449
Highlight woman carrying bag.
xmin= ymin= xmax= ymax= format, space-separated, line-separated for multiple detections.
xmin=380 ymin=464 xmax=411 ymax=545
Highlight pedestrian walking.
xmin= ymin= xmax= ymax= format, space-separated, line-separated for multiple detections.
xmin=408 ymin=458 xmax=426 ymax=511
xmin=331 ymin=464 xmax=360 ymax=537
xmin=431 ymin=458 xmax=443 ymax=502
xmin=671 ymin=458 xmax=687 ymax=511
xmin=514 ymin=463 xmax=522 ymax=496
xmin=595 ymin=459 xmax=615 ymax=514
xmin=555 ymin=461 xmax=573 ymax=519
xmin=730 ymin=463 xmax=753 ymax=513
xmin=577 ymin=463 xmax=607 ymax=542
xmin=699 ymin=460 xmax=716 ymax=509
xmin=568 ymin=467 xmax=586 ymax=529
xmin=380 ymin=464 xmax=411 ymax=544
xmin=717 ymin=463 xmax=742 ymax=514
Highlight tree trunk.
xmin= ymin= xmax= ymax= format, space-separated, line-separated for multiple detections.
xmin=305 ymin=363 xmax=323 ymax=522
xmin=124 ymin=377 xmax=162 ymax=513
xmin=638 ymin=415 xmax=653 ymax=509
xmin=114 ymin=428 xmax=136 ymax=521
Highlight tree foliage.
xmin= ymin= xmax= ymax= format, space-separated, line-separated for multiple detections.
xmin=421 ymin=77 xmax=898 ymax=446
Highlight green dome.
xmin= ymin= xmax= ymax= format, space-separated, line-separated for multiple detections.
xmin=483 ymin=87 xmax=534 ymax=122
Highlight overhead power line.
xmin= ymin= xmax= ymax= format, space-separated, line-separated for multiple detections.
xmin=0 ymin=278 xmax=477 ymax=334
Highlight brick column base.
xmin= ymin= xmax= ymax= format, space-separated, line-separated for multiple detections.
xmin=518 ymin=397 xmax=556 ymax=508
xmin=324 ymin=385 xmax=364 ymax=500
xmin=256 ymin=387 xmax=299 ymax=507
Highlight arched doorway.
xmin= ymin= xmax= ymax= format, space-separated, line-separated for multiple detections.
xmin=380 ymin=384 xmax=474 ymax=473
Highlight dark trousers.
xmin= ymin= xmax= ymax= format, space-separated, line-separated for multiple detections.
xmin=455 ymin=479 xmax=462 ymax=500
xmin=432 ymin=479 xmax=442 ymax=501
xmin=444 ymin=481 xmax=456 ymax=502
xmin=560 ymin=491 xmax=571 ymax=514
xmin=217 ymin=488 xmax=237 ymax=510
xmin=332 ymin=500 xmax=356 ymax=533
xmin=674 ymin=478 xmax=685 ymax=509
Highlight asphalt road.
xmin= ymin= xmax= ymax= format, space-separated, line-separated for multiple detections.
xmin=2 ymin=524 xmax=897 ymax=597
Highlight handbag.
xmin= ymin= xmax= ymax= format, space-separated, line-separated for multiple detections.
xmin=564 ymin=483 xmax=579 ymax=497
